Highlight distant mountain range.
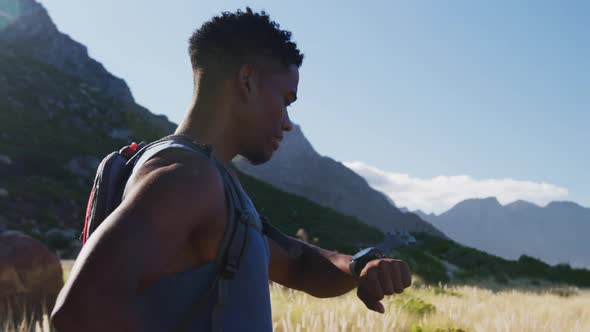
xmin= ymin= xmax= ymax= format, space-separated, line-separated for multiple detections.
xmin=233 ymin=125 xmax=445 ymax=237
xmin=413 ymin=197 xmax=590 ymax=268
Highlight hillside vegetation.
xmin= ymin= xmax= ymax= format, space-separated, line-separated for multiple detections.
xmin=393 ymin=233 xmax=590 ymax=287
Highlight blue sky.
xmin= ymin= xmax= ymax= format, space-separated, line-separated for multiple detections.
xmin=39 ymin=1 xmax=589 ymax=213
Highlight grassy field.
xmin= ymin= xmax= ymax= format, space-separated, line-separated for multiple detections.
xmin=270 ymin=281 xmax=590 ymax=332
xmin=3 ymin=261 xmax=589 ymax=332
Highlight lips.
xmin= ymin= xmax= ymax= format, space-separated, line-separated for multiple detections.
xmin=271 ymin=137 xmax=280 ymax=150
xmin=271 ymin=135 xmax=283 ymax=151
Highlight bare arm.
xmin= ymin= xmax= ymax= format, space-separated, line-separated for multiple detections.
xmin=268 ymin=236 xmax=357 ymax=298
xmin=269 ymin=235 xmax=412 ymax=313
xmin=51 ymin=157 xmax=226 ymax=331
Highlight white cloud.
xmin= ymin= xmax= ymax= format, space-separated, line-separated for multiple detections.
xmin=343 ymin=161 xmax=569 ymax=215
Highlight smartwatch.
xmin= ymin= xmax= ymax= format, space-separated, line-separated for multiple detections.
xmin=349 ymin=247 xmax=384 ymax=279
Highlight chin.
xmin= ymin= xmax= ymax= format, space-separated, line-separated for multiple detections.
xmin=242 ymin=149 xmax=273 ymax=166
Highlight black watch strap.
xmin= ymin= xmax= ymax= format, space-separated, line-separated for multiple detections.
xmin=349 ymin=247 xmax=384 ymax=279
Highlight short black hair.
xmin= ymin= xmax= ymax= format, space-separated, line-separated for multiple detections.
xmin=188 ymin=7 xmax=303 ymax=77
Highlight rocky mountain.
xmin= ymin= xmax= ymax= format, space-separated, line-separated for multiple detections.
xmin=409 ymin=209 xmax=437 ymax=221
xmin=418 ymin=197 xmax=590 ymax=268
xmin=0 ymin=0 xmax=174 ymax=131
xmin=1 ymin=0 xmax=131 ymax=103
xmin=233 ymin=125 xmax=446 ymax=237
xmin=0 ymin=0 xmax=176 ymax=256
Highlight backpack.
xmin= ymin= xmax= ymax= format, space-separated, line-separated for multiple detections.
xmin=80 ymin=134 xmax=300 ymax=332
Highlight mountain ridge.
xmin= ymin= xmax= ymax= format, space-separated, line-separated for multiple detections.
xmin=418 ymin=197 xmax=590 ymax=268
xmin=409 ymin=198 xmax=589 ymax=217
xmin=234 ymin=125 xmax=446 ymax=237
xmin=1 ymin=0 xmax=133 ymax=103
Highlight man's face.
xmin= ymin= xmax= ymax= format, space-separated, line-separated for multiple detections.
xmin=238 ymin=62 xmax=299 ymax=165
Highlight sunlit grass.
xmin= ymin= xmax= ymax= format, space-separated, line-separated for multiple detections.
xmin=270 ymin=281 xmax=590 ymax=332
xmin=60 ymin=259 xmax=74 ymax=284
xmin=3 ymin=262 xmax=589 ymax=332
xmin=0 ymin=303 xmax=53 ymax=332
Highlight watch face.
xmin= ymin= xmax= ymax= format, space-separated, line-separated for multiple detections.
xmin=350 ymin=247 xmax=383 ymax=278
xmin=354 ymin=247 xmax=373 ymax=259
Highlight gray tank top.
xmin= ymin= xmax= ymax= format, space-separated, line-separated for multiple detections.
xmin=124 ymin=139 xmax=273 ymax=332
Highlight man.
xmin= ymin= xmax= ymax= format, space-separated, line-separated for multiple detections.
xmin=51 ymin=8 xmax=411 ymax=331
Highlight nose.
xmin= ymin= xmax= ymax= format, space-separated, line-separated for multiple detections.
xmin=282 ymin=110 xmax=293 ymax=132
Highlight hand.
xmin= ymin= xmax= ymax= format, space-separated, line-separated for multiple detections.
xmin=356 ymin=258 xmax=412 ymax=313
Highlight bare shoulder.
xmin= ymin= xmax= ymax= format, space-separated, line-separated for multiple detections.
xmin=118 ymin=148 xmax=228 ymax=279
xmin=126 ymin=148 xmax=223 ymax=204
xmin=116 ymin=146 xmax=224 ymax=227
xmin=122 ymin=147 xmax=228 ymax=244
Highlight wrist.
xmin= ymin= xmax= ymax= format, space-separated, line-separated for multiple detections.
xmin=348 ymin=247 xmax=384 ymax=279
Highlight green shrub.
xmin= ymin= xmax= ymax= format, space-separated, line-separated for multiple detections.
xmin=432 ymin=286 xmax=462 ymax=297
xmin=395 ymin=297 xmax=436 ymax=317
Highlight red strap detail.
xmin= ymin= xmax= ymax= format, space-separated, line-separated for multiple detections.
xmin=121 ymin=142 xmax=139 ymax=158
xmin=82 ymin=186 xmax=95 ymax=246
xmin=129 ymin=142 xmax=138 ymax=153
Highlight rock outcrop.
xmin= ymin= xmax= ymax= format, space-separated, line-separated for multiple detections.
xmin=0 ymin=230 xmax=63 ymax=320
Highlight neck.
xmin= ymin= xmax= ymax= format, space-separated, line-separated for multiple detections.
xmin=174 ymin=92 xmax=238 ymax=168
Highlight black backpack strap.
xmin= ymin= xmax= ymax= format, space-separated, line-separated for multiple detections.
xmin=124 ymin=134 xmax=212 ymax=170
xmin=210 ymin=162 xmax=250 ymax=332
xmin=153 ymin=134 xmax=252 ymax=276
xmin=214 ymin=165 xmax=250 ymax=276
xmin=164 ymin=139 xmax=250 ymax=332
xmin=172 ymin=164 xmax=247 ymax=332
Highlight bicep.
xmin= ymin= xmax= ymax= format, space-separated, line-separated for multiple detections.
xmin=63 ymin=163 xmax=224 ymax=299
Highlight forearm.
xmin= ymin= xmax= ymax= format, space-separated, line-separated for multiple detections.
xmin=270 ymin=234 xmax=412 ymax=313
xmin=295 ymin=243 xmax=358 ymax=298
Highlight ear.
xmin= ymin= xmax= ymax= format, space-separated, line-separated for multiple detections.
xmin=238 ymin=63 xmax=257 ymax=101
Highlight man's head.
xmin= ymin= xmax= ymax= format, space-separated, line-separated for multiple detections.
xmin=188 ymin=8 xmax=303 ymax=165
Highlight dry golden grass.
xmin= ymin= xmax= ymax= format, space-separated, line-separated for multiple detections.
xmin=270 ymin=281 xmax=590 ymax=332
xmin=0 ymin=304 xmax=53 ymax=332
xmin=3 ymin=262 xmax=589 ymax=332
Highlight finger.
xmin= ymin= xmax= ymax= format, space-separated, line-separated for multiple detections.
xmin=357 ymin=287 xmax=385 ymax=314
xmin=391 ymin=262 xmax=404 ymax=294
xmin=378 ymin=261 xmax=394 ymax=295
xmin=368 ymin=301 xmax=385 ymax=314
xmin=362 ymin=268 xmax=385 ymax=301
xmin=374 ymin=301 xmax=385 ymax=314
xmin=357 ymin=265 xmax=383 ymax=309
